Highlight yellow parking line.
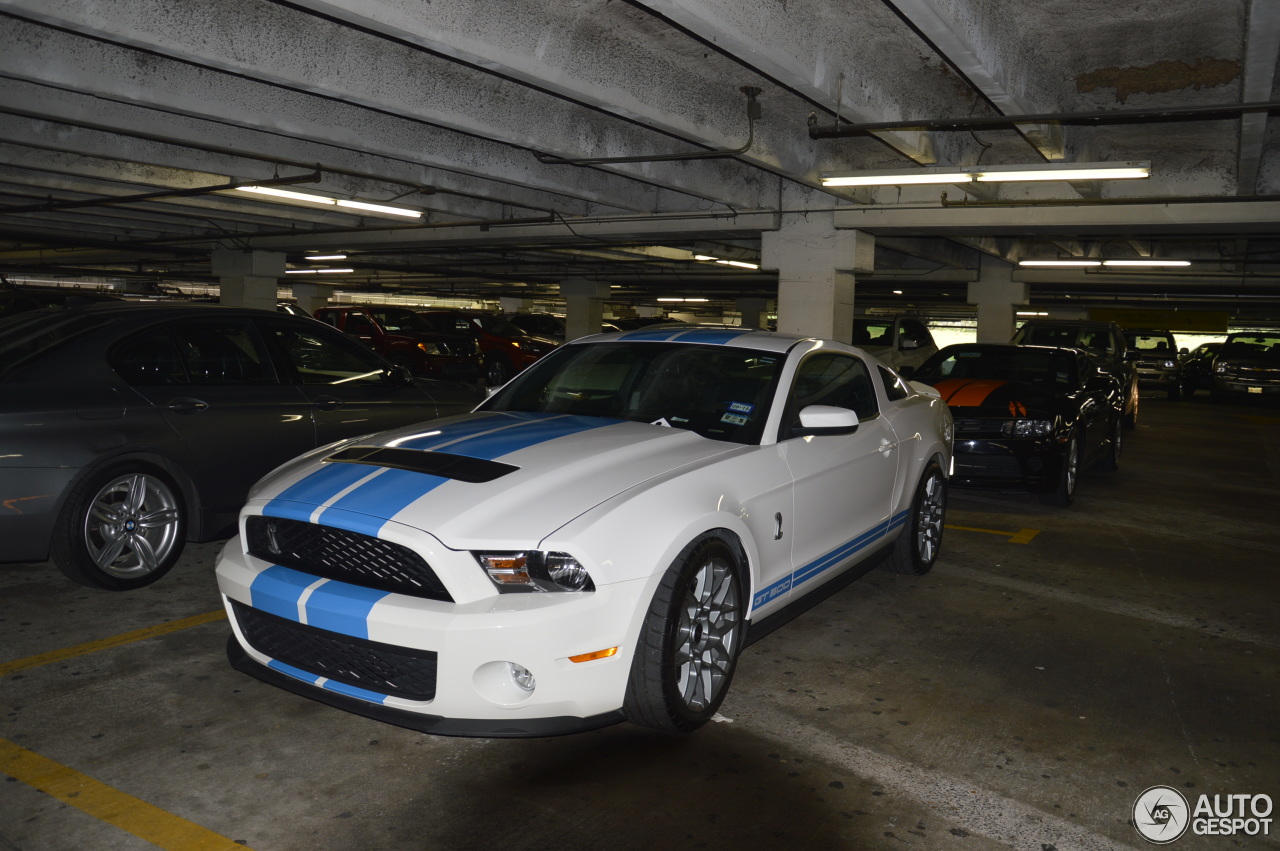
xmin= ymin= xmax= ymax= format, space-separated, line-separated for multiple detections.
xmin=0 ymin=610 xmax=226 ymax=677
xmin=946 ymin=524 xmax=1041 ymax=544
xmin=0 ymin=738 xmax=253 ymax=850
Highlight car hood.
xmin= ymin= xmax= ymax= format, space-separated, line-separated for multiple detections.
xmin=931 ymin=378 xmax=1062 ymax=417
xmin=248 ymin=411 xmax=742 ymax=549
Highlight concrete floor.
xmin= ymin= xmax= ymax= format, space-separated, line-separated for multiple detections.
xmin=2 ymin=394 xmax=1277 ymax=851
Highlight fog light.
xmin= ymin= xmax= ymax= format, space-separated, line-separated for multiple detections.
xmin=508 ymin=662 xmax=536 ymax=692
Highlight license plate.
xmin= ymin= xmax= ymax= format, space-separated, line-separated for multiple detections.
xmin=1248 ymin=386 xmax=1263 ymax=394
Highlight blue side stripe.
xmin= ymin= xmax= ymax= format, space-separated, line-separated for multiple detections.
xmin=268 ymin=659 xmax=322 ymax=684
xmin=617 ymin=328 xmax=688 ymax=341
xmin=752 ymin=511 xmax=913 ymax=610
xmin=250 ymin=565 xmax=317 ymax=622
xmin=304 ymin=580 xmax=391 ymax=640
xmin=673 ymin=329 xmax=753 ymax=345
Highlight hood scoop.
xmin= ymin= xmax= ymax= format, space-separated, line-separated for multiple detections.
xmin=326 ymin=446 xmax=519 ymax=483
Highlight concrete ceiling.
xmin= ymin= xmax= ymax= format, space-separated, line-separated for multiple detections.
xmin=2 ymin=0 xmax=1280 ymax=323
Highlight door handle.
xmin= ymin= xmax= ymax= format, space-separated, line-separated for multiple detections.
xmin=313 ymin=396 xmax=344 ymax=411
xmin=166 ymin=397 xmax=208 ymax=413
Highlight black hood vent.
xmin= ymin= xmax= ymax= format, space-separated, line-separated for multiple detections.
xmin=326 ymin=446 xmax=518 ymax=483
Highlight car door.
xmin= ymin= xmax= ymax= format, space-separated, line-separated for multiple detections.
xmin=112 ymin=317 xmax=316 ymax=527
xmin=261 ymin=317 xmax=443 ymax=444
xmin=1075 ymin=354 xmax=1114 ymax=458
xmin=776 ymin=351 xmax=900 ymax=600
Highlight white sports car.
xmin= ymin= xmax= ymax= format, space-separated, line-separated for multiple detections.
xmin=216 ymin=327 xmax=953 ymax=736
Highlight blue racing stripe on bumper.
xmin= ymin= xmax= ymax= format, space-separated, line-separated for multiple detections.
xmin=304 ymin=580 xmax=390 ymax=640
xmin=250 ymin=565 xmax=317 ymax=622
xmin=266 ymin=660 xmax=390 ymax=705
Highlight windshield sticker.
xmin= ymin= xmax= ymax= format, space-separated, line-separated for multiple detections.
xmin=651 ymin=418 xmax=672 ymax=427
xmin=721 ymin=413 xmax=749 ymax=426
xmin=728 ymin=402 xmax=754 ymax=413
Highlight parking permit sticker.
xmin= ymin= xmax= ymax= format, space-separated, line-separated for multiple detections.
xmin=728 ymin=402 xmax=754 ymax=413
xmin=721 ymin=413 xmax=749 ymax=426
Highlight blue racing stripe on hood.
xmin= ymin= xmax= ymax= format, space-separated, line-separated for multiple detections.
xmin=319 ymin=468 xmax=450 ymax=535
xmin=267 ymin=462 xmax=375 ymax=508
xmin=441 ymin=413 xmax=615 ymax=459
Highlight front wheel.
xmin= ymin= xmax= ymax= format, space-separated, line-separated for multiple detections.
xmin=884 ymin=462 xmax=947 ymax=575
xmin=1097 ymin=414 xmax=1122 ymax=472
xmin=1040 ymin=433 xmax=1079 ymax=507
xmin=624 ymin=535 xmax=744 ymax=733
xmin=50 ymin=465 xmax=186 ymax=590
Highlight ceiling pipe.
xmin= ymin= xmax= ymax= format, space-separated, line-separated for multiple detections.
xmin=0 ymin=169 xmax=323 ymax=215
xmin=809 ymin=101 xmax=1280 ymax=140
xmin=535 ymin=87 xmax=761 ymax=166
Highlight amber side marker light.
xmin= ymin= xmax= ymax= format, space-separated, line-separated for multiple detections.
xmin=569 ymin=647 xmax=619 ymax=663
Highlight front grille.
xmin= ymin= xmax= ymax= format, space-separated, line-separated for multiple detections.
xmin=232 ymin=600 xmax=437 ymax=700
xmin=956 ymin=455 xmax=1022 ymax=478
xmin=246 ymin=516 xmax=452 ymax=602
xmin=953 ymin=418 xmax=1006 ymax=435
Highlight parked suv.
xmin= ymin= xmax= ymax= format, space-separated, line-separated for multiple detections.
xmin=1211 ymin=331 xmax=1280 ymax=402
xmin=1123 ymin=328 xmax=1185 ymax=400
xmin=1011 ymin=319 xmax=1139 ymax=427
xmin=851 ymin=315 xmax=938 ymax=374
xmin=313 ymin=305 xmax=483 ymax=383
xmin=417 ymin=309 xmax=558 ymax=385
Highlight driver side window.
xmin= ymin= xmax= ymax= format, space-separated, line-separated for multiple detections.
xmin=781 ymin=353 xmax=877 ymax=439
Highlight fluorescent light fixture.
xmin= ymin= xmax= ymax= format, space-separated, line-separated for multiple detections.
xmin=236 ymin=186 xmax=421 ymax=218
xmin=305 ymin=254 xmax=347 ymax=261
xmin=238 ymin=186 xmax=333 ymax=203
xmin=972 ymin=162 xmax=1149 ymax=182
xmin=657 ymin=297 xmax=709 ymax=303
xmin=693 ymin=254 xmax=719 ymax=261
xmin=820 ymin=167 xmax=971 ymax=187
xmin=1017 ymin=311 xmax=1049 ymax=317
xmin=285 ymin=267 xmax=353 ymax=274
xmin=1101 ymin=259 xmax=1191 ymax=267
xmin=1018 ymin=260 xmax=1102 ymax=267
xmin=892 ymin=290 xmax=904 ymax=295
xmin=820 ymin=161 xmax=1149 ymax=187
xmin=336 ymin=199 xmax=421 ymax=218
xmin=715 ymin=259 xmax=760 ymax=269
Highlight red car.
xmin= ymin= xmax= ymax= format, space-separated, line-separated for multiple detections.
xmin=416 ymin=309 xmax=558 ymax=385
xmin=313 ymin=305 xmax=483 ymax=383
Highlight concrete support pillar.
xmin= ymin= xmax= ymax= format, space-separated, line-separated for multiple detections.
xmin=559 ymin=278 xmax=610 ymax=341
xmin=499 ymin=297 xmax=529 ymax=314
xmin=967 ymin=257 xmax=1029 ymax=343
xmin=762 ymin=210 xmax=873 ymax=344
xmin=211 ymin=248 xmax=285 ymax=311
xmin=735 ymin=297 xmax=771 ymax=330
xmin=288 ymin=282 xmax=329 ymax=315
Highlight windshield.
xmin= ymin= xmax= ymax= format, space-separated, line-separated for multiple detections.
xmin=483 ymin=341 xmax=784 ymax=444
xmin=852 ymin=319 xmax=894 ymax=346
xmin=915 ymin=346 xmax=1079 ymax=390
xmin=0 ymin=310 xmax=110 ymax=379
xmin=370 ymin=309 xmax=436 ymax=335
xmin=1220 ymin=334 xmax=1280 ymax=361
xmin=1017 ymin=324 xmax=1115 ymax=356
xmin=1125 ymin=332 xmax=1176 ymax=354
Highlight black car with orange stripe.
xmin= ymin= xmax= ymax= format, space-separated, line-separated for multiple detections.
xmin=913 ymin=344 xmax=1124 ymax=506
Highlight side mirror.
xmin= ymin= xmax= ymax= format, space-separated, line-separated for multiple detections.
xmin=898 ymin=364 xmax=916 ymax=378
xmin=909 ymin=381 xmax=941 ymax=399
xmin=794 ymin=405 xmax=860 ymax=437
xmin=901 ymin=339 xmax=920 ymax=350
xmin=389 ymin=365 xmax=415 ymax=386
xmin=1179 ymin=347 xmax=1189 ymax=355
xmin=1124 ymin=350 xmax=1140 ymax=362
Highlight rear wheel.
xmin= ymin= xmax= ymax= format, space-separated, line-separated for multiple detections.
xmin=51 ymin=465 xmax=186 ymax=590
xmin=1123 ymin=382 xmax=1139 ymax=428
xmin=624 ymin=535 xmax=744 ymax=733
xmin=884 ymin=462 xmax=946 ymax=575
xmin=1097 ymin=415 xmax=1122 ymax=472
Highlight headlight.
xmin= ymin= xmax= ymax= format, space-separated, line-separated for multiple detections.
xmin=1001 ymin=419 xmax=1053 ymax=437
xmin=474 ymin=550 xmax=594 ymax=593
xmin=1215 ymin=362 xmax=1232 ymax=375
xmin=417 ymin=341 xmax=444 ymax=356
xmin=1163 ymin=359 xmax=1178 ymax=369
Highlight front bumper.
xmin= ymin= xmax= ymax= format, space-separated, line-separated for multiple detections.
xmin=1135 ymin=365 xmax=1179 ymax=389
xmin=1214 ymin=376 xmax=1280 ymax=396
xmin=216 ymin=540 xmax=651 ymax=736
xmin=949 ymin=437 xmax=1067 ymax=494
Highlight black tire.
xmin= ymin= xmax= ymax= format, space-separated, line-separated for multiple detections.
xmin=1040 ymin=432 xmax=1079 ymax=507
xmin=1123 ymin=382 xmax=1139 ymax=429
xmin=623 ymin=534 xmax=745 ymax=733
xmin=1097 ymin=414 xmax=1122 ymax=472
xmin=485 ymin=355 xmax=512 ymax=386
xmin=883 ymin=462 xmax=946 ymax=575
xmin=1167 ymin=383 xmax=1181 ymax=401
xmin=50 ymin=464 xmax=186 ymax=590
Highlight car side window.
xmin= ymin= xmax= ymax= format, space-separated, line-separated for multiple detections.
xmin=114 ymin=320 xmax=275 ymax=386
xmin=878 ymin=364 xmax=910 ymax=401
xmin=345 ymin=313 xmax=377 ymax=336
xmin=781 ymin=352 xmax=878 ymax=439
xmin=899 ymin=319 xmax=931 ymax=348
xmin=265 ymin=320 xmax=393 ymax=387
xmin=111 ymin=327 xmax=188 ymax=385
